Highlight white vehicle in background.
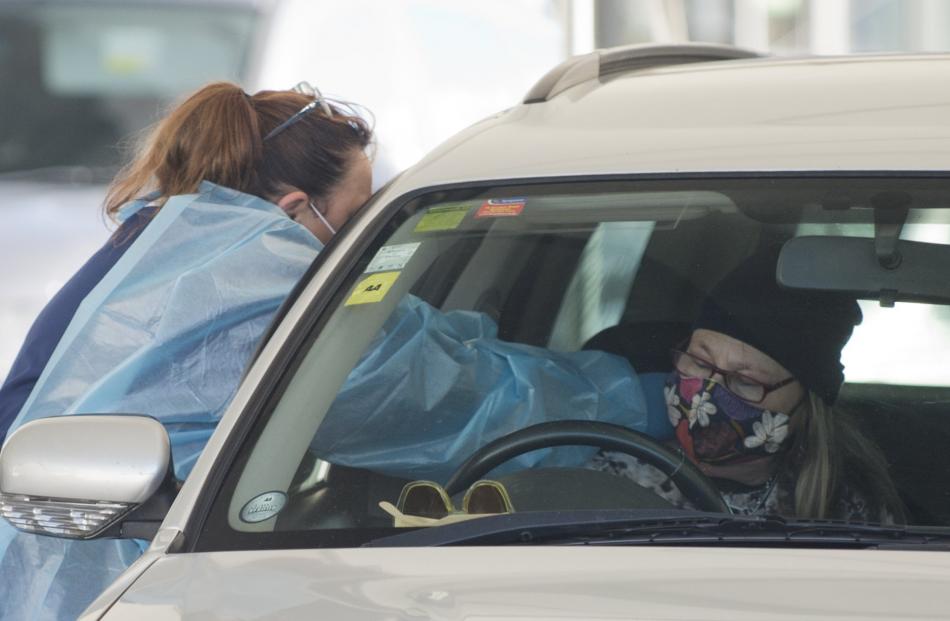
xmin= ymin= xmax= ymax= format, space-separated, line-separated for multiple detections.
xmin=0 ymin=0 xmax=271 ymax=377
xmin=6 ymin=43 xmax=950 ymax=620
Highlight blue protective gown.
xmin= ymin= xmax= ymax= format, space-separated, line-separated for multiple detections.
xmin=0 ymin=183 xmax=322 ymax=620
xmin=314 ymin=294 xmax=648 ymax=483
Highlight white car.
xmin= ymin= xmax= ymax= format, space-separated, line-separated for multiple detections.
xmin=5 ymin=44 xmax=950 ymax=620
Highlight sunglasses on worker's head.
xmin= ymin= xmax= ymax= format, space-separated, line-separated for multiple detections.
xmin=263 ymin=81 xmax=370 ymax=143
xmin=262 ymin=81 xmax=333 ymax=142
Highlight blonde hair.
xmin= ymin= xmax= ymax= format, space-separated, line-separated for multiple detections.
xmin=791 ymin=392 xmax=904 ymax=522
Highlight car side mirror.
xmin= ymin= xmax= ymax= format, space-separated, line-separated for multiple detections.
xmin=0 ymin=415 xmax=177 ymax=540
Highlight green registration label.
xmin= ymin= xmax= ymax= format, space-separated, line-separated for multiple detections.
xmin=414 ymin=204 xmax=471 ymax=233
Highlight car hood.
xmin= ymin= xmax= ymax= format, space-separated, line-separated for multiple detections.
xmin=104 ymin=545 xmax=950 ymax=620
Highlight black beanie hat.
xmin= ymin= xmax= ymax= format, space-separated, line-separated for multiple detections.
xmin=693 ymin=247 xmax=862 ymax=405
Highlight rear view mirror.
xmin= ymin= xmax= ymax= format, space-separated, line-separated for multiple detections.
xmin=778 ymin=236 xmax=950 ymax=306
xmin=0 ymin=415 xmax=176 ymax=540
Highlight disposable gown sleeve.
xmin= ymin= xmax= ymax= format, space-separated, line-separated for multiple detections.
xmin=310 ymin=294 xmax=648 ymax=483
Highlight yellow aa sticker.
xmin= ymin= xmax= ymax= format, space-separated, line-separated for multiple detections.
xmin=345 ymin=271 xmax=401 ymax=306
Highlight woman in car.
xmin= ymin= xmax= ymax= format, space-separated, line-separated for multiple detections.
xmin=592 ymin=248 xmax=905 ymax=522
xmin=0 ymin=81 xmax=373 ymax=619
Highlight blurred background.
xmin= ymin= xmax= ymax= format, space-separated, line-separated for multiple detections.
xmin=2 ymin=0 xmax=949 ymax=381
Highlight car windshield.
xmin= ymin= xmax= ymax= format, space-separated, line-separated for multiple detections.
xmin=0 ymin=2 xmax=258 ymax=177
xmin=205 ymin=175 xmax=950 ymax=549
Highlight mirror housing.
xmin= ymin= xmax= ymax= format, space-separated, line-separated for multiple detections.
xmin=778 ymin=236 xmax=950 ymax=306
xmin=0 ymin=415 xmax=176 ymax=540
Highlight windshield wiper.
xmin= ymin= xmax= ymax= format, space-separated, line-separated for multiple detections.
xmin=548 ymin=517 xmax=950 ymax=549
xmin=362 ymin=509 xmax=950 ymax=549
xmin=364 ymin=509 xmax=738 ymax=547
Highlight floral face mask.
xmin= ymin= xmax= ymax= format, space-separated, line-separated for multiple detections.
xmin=664 ymin=372 xmax=792 ymax=464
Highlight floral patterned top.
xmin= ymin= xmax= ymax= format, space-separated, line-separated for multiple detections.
xmin=589 ymin=450 xmax=882 ymax=521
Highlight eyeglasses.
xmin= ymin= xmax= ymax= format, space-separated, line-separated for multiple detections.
xmin=262 ymin=81 xmax=333 ymax=142
xmin=396 ymin=480 xmax=514 ymax=519
xmin=671 ymin=349 xmax=796 ymax=403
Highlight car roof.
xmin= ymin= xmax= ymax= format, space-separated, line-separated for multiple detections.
xmin=385 ymin=50 xmax=950 ymax=199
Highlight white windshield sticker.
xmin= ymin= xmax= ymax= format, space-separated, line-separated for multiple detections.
xmin=365 ymin=242 xmax=421 ymax=273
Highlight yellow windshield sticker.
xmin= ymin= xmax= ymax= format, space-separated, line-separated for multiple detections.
xmin=345 ymin=271 xmax=401 ymax=306
xmin=414 ymin=204 xmax=470 ymax=232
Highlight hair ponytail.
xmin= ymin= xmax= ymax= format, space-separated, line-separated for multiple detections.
xmin=104 ymin=81 xmax=371 ymax=221
xmin=105 ymin=82 xmax=263 ymax=218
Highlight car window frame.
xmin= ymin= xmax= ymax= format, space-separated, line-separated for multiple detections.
xmin=184 ymin=171 xmax=950 ymax=554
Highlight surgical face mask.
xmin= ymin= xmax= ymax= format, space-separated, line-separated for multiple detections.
xmin=664 ymin=371 xmax=792 ymax=464
xmin=310 ymin=200 xmax=337 ymax=236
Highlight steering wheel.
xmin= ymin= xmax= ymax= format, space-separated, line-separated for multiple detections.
xmin=444 ymin=420 xmax=729 ymax=514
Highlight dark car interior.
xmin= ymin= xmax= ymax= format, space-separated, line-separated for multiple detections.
xmin=268 ymin=180 xmax=950 ymax=533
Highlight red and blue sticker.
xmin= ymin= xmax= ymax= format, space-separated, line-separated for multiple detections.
xmin=476 ymin=197 xmax=526 ymax=219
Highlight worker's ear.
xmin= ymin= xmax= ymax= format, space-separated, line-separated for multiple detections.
xmin=275 ymin=190 xmax=309 ymax=218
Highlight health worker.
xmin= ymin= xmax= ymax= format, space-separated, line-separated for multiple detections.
xmin=0 ymin=80 xmax=373 ymax=620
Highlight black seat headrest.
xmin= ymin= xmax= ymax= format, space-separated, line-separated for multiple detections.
xmin=583 ymin=321 xmax=692 ymax=373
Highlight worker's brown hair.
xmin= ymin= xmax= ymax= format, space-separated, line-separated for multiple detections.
xmin=104 ymin=82 xmax=372 ymax=219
